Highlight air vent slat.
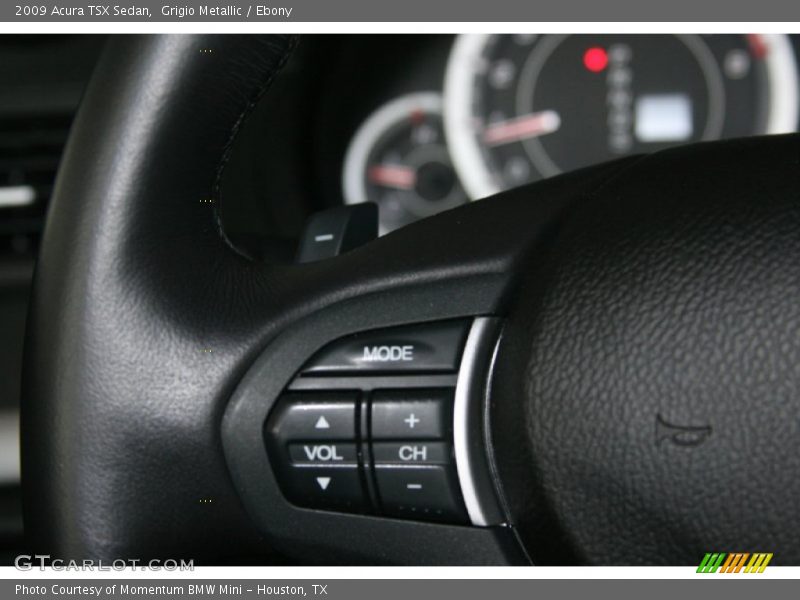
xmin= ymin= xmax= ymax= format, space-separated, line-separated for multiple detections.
xmin=0 ymin=111 xmax=72 ymax=260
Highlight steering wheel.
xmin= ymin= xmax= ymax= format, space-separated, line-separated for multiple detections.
xmin=22 ymin=35 xmax=800 ymax=565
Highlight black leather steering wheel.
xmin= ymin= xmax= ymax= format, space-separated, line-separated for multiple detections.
xmin=22 ymin=35 xmax=800 ymax=565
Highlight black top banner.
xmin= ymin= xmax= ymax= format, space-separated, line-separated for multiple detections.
xmin=4 ymin=0 xmax=800 ymax=22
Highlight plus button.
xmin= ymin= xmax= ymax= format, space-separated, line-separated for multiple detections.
xmin=404 ymin=413 xmax=420 ymax=429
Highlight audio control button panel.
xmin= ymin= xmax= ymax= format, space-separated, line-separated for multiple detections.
xmin=266 ymin=387 xmax=466 ymax=523
xmin=264 ymin=320 xmax=474 ymax=524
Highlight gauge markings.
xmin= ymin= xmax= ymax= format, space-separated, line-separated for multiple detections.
xmin=444 ymin=34 xmax=798 ymax=199
xmin=482 ymin=110 xmax=561 ymax=147
xmin=746 ymin=34 xmax=768 ymax=60
xmin=367 ymin=164 xmax=417 ymax=190
xmin=343 ymin=92 xmax=467 ymax=234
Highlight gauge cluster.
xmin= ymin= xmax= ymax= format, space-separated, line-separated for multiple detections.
xmin=339 ymin=34 xmax=799 ymax=231
xmin=219 ymin=35 xmax=800 ymax=255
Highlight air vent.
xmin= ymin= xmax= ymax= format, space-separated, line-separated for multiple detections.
xmin=0 ymin=113 xmax=71 ymax=260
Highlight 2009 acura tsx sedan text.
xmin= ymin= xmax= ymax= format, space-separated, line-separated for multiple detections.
xmin=0 ymin=34 xmax=798 ymax=565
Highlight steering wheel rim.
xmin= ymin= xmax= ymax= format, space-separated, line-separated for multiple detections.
xmin=22 ymin=34 xmax=305 ymax=562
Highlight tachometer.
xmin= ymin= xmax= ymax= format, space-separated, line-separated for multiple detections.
xmin=343 ymin=92 xmax=467 ymax=234
xmin=444 ymin=34 xmax=799 ymax=199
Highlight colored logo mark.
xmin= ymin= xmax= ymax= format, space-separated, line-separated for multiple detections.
xmin=697 ymin=553 xmax=773 ymax=573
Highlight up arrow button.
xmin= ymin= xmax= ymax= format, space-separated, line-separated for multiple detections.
xmin=266 ymin=394 xmax=356 ymax=441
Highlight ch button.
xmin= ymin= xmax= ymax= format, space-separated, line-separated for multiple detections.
xmin=371 ymin=389 xmax=453 ymax=439
xmin=372 ymin=442 xmax=450 ymax=464
xmin=374 ymin=465 xmax=467 ymax=523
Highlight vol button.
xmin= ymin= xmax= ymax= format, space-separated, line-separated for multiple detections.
xmin=289 ymin=442 xmax=357 ymax=464
xmin=281 ymin=466 xmax=366 ymax=511
xmin=266 ymin=393 xmax=356 ymax=441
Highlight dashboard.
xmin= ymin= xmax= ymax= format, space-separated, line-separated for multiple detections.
xmin=220 ymin=34 xmax=800 ymax=244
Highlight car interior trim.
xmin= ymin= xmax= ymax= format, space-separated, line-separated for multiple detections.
xmin=453 ymin=317 xmax=504 ymax=527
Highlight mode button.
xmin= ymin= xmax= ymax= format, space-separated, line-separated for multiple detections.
xmin=301 ymin=320 xmax=469 ymax=375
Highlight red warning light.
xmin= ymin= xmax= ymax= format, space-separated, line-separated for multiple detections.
xmin=583 ymin=47 xmax=609 ymax=73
